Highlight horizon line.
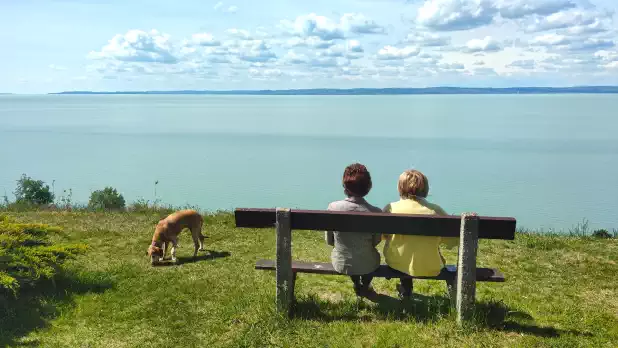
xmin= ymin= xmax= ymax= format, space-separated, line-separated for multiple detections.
xmin=45 ymin=85 xmax=618 ymax=95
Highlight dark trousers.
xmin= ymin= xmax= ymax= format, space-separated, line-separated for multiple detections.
xmin=350 ymin=275 xmax=374 ymax=294
xmin=399 ymin=278 xmax=413 ymax=296
xmin=388 ymin=267 xmax=414 ymax=296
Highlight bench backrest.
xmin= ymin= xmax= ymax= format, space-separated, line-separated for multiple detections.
xmin=235 ymin=208 xmax=516 ymax=240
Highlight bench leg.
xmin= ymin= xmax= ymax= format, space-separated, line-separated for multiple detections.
xmin=445 ymin=277 xmax=457 ymax=304
xmin=456 ymin=213 xmax=479 ymax=325
xmin=291 ymin=273 xmax=297 ymax=304
xmin=276 ymin=208 xmax=293 ymax=317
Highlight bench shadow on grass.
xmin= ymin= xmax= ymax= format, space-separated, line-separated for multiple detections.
xmin=0 ymin=271 xmax=114 ymax=347
xmin=293 ymin=292 xmax=592 ymax=338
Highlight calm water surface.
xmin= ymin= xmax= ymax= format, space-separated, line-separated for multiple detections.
xmin=1 ymin=94 xmax=617 ymax=231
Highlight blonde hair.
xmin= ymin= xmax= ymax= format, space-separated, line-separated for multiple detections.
xmin=398 ymin=169 xmax=429 ymax=199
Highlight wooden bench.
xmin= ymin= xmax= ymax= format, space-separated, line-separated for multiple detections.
xmin=235 ymin=208 xmax=516 ymax=324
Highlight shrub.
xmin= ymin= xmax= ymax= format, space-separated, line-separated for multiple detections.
xmin=592 ymin=229 xmax=612 ymax=239
xmin=88 ymin=187 xmax=126 ymax=210
xmin=0 ymin=214 xmax=87 ymax=296
xmin=13 ymin=174 xmax=54 ymax=205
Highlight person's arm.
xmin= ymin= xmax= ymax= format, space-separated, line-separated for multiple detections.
xmin=435 ymin=205 xmax=459 ymax=249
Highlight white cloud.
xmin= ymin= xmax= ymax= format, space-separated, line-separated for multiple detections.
xmin=340 ymin=13 xmax=386 ymax=34
xmin=214 ymin=2 xmax=237 ymax=13
xmin=567 ymin=19 xmax=611 ymax=35
xmin=248 ymin=68 xmax=282 ymax=80
xmin=507 ymin=59 xmax=536 ymax=69
xmin=531 ymin=33 xmax=571 ymax=46
xmin=318 ymin=47 xmax=345 ymax=58
xmin=415 ymin=0 xmax=604 ymax=34
xmin=284 ymin=37 xmax=335 ymax=49
xmin=347 ymin=40 xmax=364 ymax=53
xmin=417 ymin=52 xmax=442 ymax=64
xmin=595 ymin=50 xmax=618 ymax=63
xmin=338 ymin=66 xmax=363 ymax=77
xmin=226 ymin=29 xmax=252 ymax=40
xmin=317 ymin=40 xmax=365 ymax=59
xmin=75 ymin=1 xmax=618 ymax=88
xmin=569 ymin=38 xmax=615 ymax=52
xmin=207 ymin=55 xmax=231 ymax=64
xmin=416 ymin=0 xmax=497 ymax=31
xmin=404 ymin=32 xmax=451 ymax=47
xmin=463 ymin=36 xmax=502 ymax=53
xmin=88 ymin=29 xmax=178 ymax=64
xmin=497 ymin=0 xmax=576 ymax=19
xmin=525 ymin=9 xmax=613 ymax=33
xmin=283 ymin=51 xmax=310 ymax=64
xmin=280 ymin=13 xmax=345 ymax=40
xmin=531 ymin=33 xmax=614 ymax=52
xmin=308 ymin=57 xmax=350 ymax=68
xmin=471 ymin=67 xmax=498 ymax=75
xmin=89 ymin=60 xmax=157 ymax=76
xmin=236 ymin=40 xmax=277 ymax=63
xmin=438 ymin=62 xmax=465 ymax=70
xmin=185 ymin=33 xmax=221 ymax=47
xmin=377 ymin=45 xmax=420 ymax=60
xmin=280 ymin=13 xmax=384 ymax=40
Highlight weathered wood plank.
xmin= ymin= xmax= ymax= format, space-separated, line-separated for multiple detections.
xmin=456 ymin=213 xmax=480 ymax=324
xmin=235 ymin=208 xmax=516 ymax=240
xmin=254 ymin=260 xmax=505 ymax=282
xmin=275 ymin=208 xmax=293 ymax=317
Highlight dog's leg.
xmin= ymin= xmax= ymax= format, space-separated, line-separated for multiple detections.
xmin=193 ymin=240 xmax=199 ymax=258
xmin=191 ymin=228 xmax=201 ymax=258
xmin=196 ymin=220 xmax=206 ymax=251
xmin=160 ymin=242 xmax=168 ymax=262
xmin=170 ymin=240 xmax=178 ymax=263
xmin=199 ymin=234 xmax=205 ymax=251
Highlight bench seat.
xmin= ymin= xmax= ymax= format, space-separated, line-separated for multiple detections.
xmin=255 ymin=259 xmax=505 ymax=282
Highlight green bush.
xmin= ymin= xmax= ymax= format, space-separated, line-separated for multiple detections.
xmin=88 ymin=187 xmax=126 ymax=210
xmin=592 ymin=229 xmax=612 ymax=239
xmin=0 ymin=214 xmax=87 ymax=296
xmin=13 ymin=174 xmax=54 ymax=205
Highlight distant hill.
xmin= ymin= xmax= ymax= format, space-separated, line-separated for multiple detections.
xmin=51 ymin=86 xmax=618 ymax=95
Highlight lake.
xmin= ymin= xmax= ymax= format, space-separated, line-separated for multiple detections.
xmin=1 ymin=94 xmax=617 ymax=231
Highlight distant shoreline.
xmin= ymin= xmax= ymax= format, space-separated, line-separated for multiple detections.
xmin=49 ymin=86 xmax=618 ymax=95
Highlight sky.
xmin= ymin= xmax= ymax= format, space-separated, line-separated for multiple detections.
xmin=2 ymin=0 xmax=618 ymax=93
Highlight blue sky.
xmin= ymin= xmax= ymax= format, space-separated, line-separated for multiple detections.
xmin=2 ymin=0 xmax=618 ymax=93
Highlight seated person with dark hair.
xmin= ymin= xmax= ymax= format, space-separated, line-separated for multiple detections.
xmin=325 ymin=163 xmax=382 ymax=298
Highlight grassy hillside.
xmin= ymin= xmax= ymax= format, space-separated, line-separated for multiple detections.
xmin=1 ymin=210 xmax=616 ymax=347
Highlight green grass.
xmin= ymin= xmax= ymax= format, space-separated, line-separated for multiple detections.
xmin=0 ymin=210 xmax=616 ymax=347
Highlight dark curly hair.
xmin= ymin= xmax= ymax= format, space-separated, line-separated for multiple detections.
xmin=343 ymin=163 xmax=372 ymax=197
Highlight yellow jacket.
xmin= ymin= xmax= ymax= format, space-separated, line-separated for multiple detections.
xmin=382 ymin=198 xmax=459 ymax=276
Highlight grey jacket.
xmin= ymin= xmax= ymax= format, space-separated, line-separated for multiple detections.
xmin=325 ymin=197 xmax=382 ymax=275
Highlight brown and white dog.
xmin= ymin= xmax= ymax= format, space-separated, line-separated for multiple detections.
xmin=146 ymin=209 xmax=206 ymax=265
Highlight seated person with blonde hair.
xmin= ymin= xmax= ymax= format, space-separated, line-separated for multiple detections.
xmin=382 ymin=169 xmax=458 ymax=299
